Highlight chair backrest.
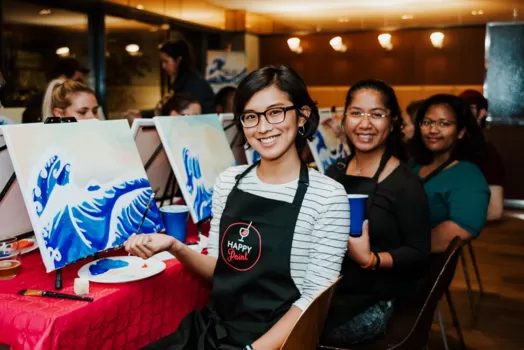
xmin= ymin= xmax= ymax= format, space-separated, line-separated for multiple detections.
xmin=387 ymin=236 xmax=463 ymax=350
xmin=280 ymin=276 xmax=342 ymax=350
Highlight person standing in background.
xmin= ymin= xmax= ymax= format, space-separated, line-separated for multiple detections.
xmin=159 ymin=39 xmax=215 ymax=114
xmin=458 ymin=89 xmax=505 ymax=221
xmin=126 ymin=39 xmax=215 ymax=122
xmin=401 ymin=99 xmax=424 ymax=144
xmin=22 ymin=58 xmax=89 ymax=124
xmin=214 ymin=86 xmax=236 ymax=114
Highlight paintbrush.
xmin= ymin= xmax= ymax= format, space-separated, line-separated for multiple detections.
xmin=128 ymin=193 xmax=155 ymax=256
xmin=137 ymin=193 xmax=155 ymax=234
xmin=18 ymin=289 xmax=94 ymax=302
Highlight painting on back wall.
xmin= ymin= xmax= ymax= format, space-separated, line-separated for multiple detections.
xmin=308 ymin=109 xmax=349 ymax=173
xmin=154 ymin=115 xmax=235 ymax=223
xmin=2 ymin=120 xmax=164 ymax=272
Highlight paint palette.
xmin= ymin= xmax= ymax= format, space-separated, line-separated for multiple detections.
xmin=78 ymin=256 xmax=166 ymax=283
xmin=17 ymin=236 xmax=38 ymax=255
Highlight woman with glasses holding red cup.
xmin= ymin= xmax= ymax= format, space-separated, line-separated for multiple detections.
xmin=126 ymin=65 xmax=350 ymax=350
xmin=410 ymin=94 xmax=490 ymax=253
xmin=322 ymin=80 xmax=431 ymax=346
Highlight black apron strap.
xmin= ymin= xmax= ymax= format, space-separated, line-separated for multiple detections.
xmin=372 ymin=149 xmax=391 ymax=181
xmin=292 ymin=162 xmax=309 ymax=206
xmin=422 ymin=158 xmax=455 ymax=184
xmin=234 ymin=161 xmax=260 ymax=184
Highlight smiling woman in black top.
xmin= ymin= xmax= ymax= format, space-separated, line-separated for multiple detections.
xmin=322 ymin=80 xmax=431 ymax=346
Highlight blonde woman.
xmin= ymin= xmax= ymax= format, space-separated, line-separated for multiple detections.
xmin=42 ymin=79 xmax=102 ymax=121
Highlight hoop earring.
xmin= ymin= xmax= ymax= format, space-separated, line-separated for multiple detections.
xmin=298 ymin=126 xmax=305 ymax=136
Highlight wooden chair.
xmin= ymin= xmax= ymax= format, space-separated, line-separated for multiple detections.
xmin=318 ymin=236 xmax=465 ymax=350
xmin=280 ymin=276 xmax=343 ymax=350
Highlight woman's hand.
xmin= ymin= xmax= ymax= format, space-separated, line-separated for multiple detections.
xmin=347 ymin=220 xmax=372 ymax=266
xmin=124 ymin=233 xmax=179 ymax=259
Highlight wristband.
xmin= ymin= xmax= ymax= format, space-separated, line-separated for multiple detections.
xmin=244 ymin=345 xmax=255 ymax=350
xmin=371 ymin=252 xmax=381 ymax=270
xmin=360 ymin=252 xmax=375 ymax=269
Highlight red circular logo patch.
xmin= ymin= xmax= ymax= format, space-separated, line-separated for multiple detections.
xmin=220 ymin=221 xmax=262 ymax=272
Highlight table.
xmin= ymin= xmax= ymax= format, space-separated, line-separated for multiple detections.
xmin=0 ymin=250 xmax=210 ymax=350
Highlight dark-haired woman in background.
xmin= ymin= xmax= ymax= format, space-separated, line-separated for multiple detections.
xmin=322 ymin=80 xmax=430 ymax=346
xmin=159 ymin=39 xmax=215 ymax=114
xmin=155 ymin=92 xmax=202 ymax=116
xmin=458 ymin=89 xmax=504 ymax=221
xmin=126 ymin=65 xmax=349 ymax=349
xmin=410 ymin=94 xmax=490 ymax=253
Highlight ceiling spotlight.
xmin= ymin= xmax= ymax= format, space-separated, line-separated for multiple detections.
xmin=39 ymin=9 xmax=51 ymax=15
xmin=338 ymin=17 xmax=349 ymax=23
xmin=329 ymin=36 xmax=347 ymax=52
xmin=287 ymin=37 xmax=303 ymax=54
xmin=401 ymin=15 xmax=414 ymax=20
xmin=136 ymin=4 xmax=144 ymax=10
xmin=378 ymin=33 xmax=393 ymax=50
xmin=472 ymin=10 xmax=484 ymax=15
xmin=125 ymin=44 xmax=140 ymax=54
xmin=430 ymin=32 xmax=445 ymax=49
xmin=56 ymin=47 xmax=70 ymax=57
xmin=160 ymin=23 xmax=170 ymax=30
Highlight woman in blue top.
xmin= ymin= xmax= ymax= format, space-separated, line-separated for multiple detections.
xmin=410 ymin=94 xmax=490 ymax=253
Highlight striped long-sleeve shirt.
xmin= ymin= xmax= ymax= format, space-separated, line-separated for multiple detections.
xmin=208 ymin=165 xmax=350 ymax=311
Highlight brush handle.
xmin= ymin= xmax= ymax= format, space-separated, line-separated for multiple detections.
xmin=42 ymin=291 xmax=94 ymax=302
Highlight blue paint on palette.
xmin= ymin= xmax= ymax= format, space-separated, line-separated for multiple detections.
xmin=312 ymin=130 xmax=347 ymax=173
xmin=89 ymin=258 xmax=129 ymax=276
xmin=183 ymin=147 xmax=213 ymax=222
xmin=33 ymin=154 xmax=164 ymax=270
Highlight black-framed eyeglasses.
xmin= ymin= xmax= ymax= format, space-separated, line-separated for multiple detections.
xmin=419 ymin=119 xmax=456 ymax=129
xmin=344 ymin=110 xmax=389 ymax=120
xmin=240 ymin=105 xmax=298 ymax=128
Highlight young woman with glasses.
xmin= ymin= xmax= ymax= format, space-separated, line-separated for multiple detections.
xmin=322 ymin=80 xmax=431 ymax=346
xmin=410 ymin=94 xmax=490 ymax=253
xmin=126 ymin=65 xmax=350 ymax=350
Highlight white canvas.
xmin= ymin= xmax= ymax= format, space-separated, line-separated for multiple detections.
xmin=0 ymin=146 xmax=33 ymax=240
xmin=308 ymin=109 xmax=350 ymax=173
xmin=2 ymin=120 xmax=164 ymax=272
xmin=154 ymin=115 xmax=235 ymax=223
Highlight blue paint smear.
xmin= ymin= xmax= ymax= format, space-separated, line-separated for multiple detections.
xmin=33 ymin=154 xmax=165 ymax=270
xmin=182 ymin=147 xmax=213 ymax=222
xmin=312 ymin=130 xmax=348 ymax=173
xmin=89 ymin=258 xmax=129 ymax=276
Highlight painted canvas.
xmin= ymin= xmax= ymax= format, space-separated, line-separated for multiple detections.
xmin=2 ymin=120 xmax=164 ymax=272
xmin=154 ymin=115 xmax=235 ymax=223
xmin=0 ymin=127 xmax=33 ymax=240
xmin=206 ymin=51 xmax=247 ymax=93
xmin=308 ymin=109 xmax=350 ymax=173
xmin=132 ymin=119 xmax=174 ymax=205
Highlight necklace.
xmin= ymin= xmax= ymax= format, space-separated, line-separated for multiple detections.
xmin=354 ymin=155 xmax=381 ymax=177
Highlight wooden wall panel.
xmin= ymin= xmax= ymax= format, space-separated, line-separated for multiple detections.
xmin=259 ymin=26 xmax=486 ymax=86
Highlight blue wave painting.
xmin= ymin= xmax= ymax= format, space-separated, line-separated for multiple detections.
xmin=33 ymin=154 xmax=164 ymax=270
xmin=183 ymin=147 xmax=213 ymax=221
xmin=311 ymin=130 xmax=348 ymax=173
xmin=206 ymin=58 xmax=247 ymax=85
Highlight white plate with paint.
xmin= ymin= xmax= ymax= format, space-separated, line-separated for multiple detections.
xmin=78 ymin=256 xmax=166 ymax=283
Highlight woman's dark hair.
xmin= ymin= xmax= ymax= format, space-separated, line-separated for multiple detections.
xmin=406 ymin=99 xmax=425 ymax=123
xmin=343 ymin=79 xmax=406 ymax=160
xmin=233 ymin=65 xmax=319 ymax=152
xmin=158 ymin=92 xmax=200 ymax=116
xmin=410 ymin=94 xmax=486 ymax=165
xmin=215 ymin=86 xmax=236 ymax=110
xmin=159 ymin=39 xmax=195 ymax=74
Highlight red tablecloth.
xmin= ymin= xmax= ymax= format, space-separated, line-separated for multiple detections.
xmin=0 ymin=250 xmax=210 ymax=350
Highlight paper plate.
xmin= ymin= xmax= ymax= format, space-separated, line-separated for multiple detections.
xmin=78 ymin=256 xmax=166 ymax=283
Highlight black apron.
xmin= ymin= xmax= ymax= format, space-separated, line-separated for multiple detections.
xmin=323 ymin=150 xmax=392 ymax=331
xmin=149 ymin=161 xmax=309 ymax=350
xmin=335 ymin=150 xmax=391 ymax=212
